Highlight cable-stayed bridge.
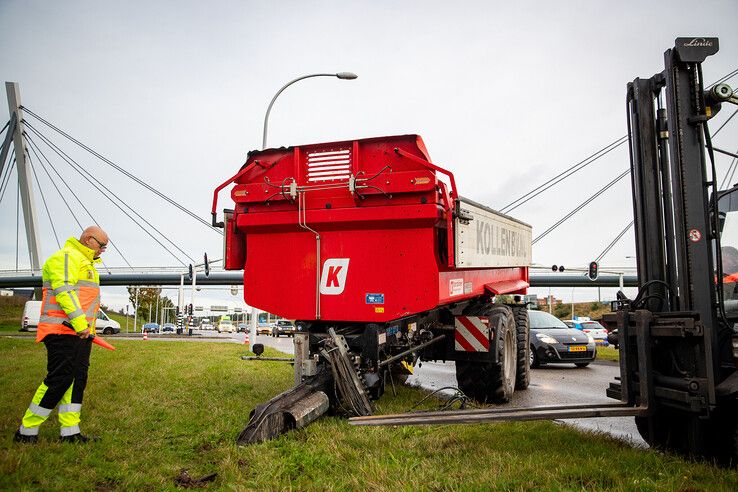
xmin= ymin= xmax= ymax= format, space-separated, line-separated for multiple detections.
xmin=1 ymin=72 xmax=736 ymax=294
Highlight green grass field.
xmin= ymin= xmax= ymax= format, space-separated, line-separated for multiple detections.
xmin=1 ymin=337 xmax=736 ymax=491
xmin=597 ymin=345 xmax=619 ymax=362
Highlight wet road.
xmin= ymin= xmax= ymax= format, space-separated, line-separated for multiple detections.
xmin=408 ymin=359 xmax=646 ymax=447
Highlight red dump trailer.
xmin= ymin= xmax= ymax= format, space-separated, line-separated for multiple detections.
xmin=213 ymin=134 xmax=533 ymax=442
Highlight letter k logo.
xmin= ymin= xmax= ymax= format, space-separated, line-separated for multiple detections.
xmin=320 ymin=258 xmax=350 ymax=295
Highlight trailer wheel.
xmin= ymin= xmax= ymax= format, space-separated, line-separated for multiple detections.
xmin=455 ymin=304 xmax=517 ymax=404
xmin=511 ymin=306 xmax=530 ymax=390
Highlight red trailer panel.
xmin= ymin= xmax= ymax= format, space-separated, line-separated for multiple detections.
xmin=216 ymin=134 xmax=530 ymax=322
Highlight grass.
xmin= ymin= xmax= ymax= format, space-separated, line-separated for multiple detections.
xmin=0 ymin=295 xmax=25 ymax=332
xmin=597 ymin=345 xmax=620 ymax=362
xmin=1 ymin=338 xmax=736 ymax=491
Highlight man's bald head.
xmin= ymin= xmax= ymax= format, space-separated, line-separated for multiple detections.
xmin=80 ymin=226 xmax=109 ymax=258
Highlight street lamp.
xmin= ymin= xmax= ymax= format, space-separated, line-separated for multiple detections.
xmin=262 ymin=72 xmax=358 ymax=149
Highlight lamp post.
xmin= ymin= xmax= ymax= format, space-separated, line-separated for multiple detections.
xmin=262 ymin=72 xmax=358 ymax=149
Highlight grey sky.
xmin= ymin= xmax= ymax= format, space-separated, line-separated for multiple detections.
xmin=1 ymin=0 xmax=737 ymax=311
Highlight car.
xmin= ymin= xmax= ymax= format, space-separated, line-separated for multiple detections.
xmin=606 ymin=328 xmax=619 ymax=348
xmin=96 ymin=310 xmax=121 ymax=335
xmin=21 ymin=300 xmax=41 ymax=331
xmin=218 ymin=319 xmax=235 ymax=333
xmin=161 ymin=323 xmax=176 ymax=333
xmin=529 ymin=310 xmax=597 ymax=368
xmin=142 ymin=323 xmax=160 ymax=333
xmin=237 ymin=323 xmax=248 ymax=333
xmin=272 ymin=320 xmax=296 ymax=337
xmin=563 ymin=318 xmax=610 ymax=346
xmin=257 ymin=323 xmax=274 ymax=335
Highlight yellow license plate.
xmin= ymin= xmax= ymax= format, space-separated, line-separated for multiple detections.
xmin=568 ymin=345 xmax=587 ymax=352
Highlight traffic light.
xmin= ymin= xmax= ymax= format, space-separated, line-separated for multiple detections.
xmin=188 ymin=303 xmax=193 ymax=315
xmin=204 ymin=253 xmax=210 ymax=277
xmin=588 ymin=261 xmax=599 ymax=281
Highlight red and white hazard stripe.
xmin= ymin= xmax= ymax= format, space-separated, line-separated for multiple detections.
xmin=454 ymin=316 xmax=490 ymax=352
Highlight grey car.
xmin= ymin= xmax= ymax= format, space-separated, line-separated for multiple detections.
xmin=529 ymin=310 xmax=596 ymax=368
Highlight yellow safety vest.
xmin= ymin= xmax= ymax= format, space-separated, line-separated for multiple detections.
xmin=36 ymin=237 xmax=101 ymax=342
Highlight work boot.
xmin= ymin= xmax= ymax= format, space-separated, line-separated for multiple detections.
xmin=60 ymin=433 xmax=100 ymax=443
xmin=13 ymin=430 xmax=38 ymax=444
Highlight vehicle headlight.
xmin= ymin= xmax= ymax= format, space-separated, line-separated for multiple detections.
xmin=536 ymin=334 xmax=558 ymax=344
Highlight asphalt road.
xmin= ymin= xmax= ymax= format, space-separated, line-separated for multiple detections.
xmin=407 ymin=359 xmax=646 ymax=447
xmin=118 ymin=331 xmax=645 ymax=447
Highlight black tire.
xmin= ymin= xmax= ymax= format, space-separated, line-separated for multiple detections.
xmin=530 ymin=344 xmax=540 ymax=368
xmin=575 ymin=362 xmax=589 ymax=368
xmin=103 ymin=327 xmax=113 ymax=335
xmin=510 ymin=306 xmax=530 ymax=390
xmin=455 ymin=304 xmax=517 ymax=404
xmin=635 ymin=409 xmax=709 ymax=458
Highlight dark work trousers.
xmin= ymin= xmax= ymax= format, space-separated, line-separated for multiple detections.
xmin=38 ymin=335 xmax=92 ymax=409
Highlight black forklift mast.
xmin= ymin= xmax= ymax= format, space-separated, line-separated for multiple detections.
xmin=609 ymin=38 xmax=738 ymax=460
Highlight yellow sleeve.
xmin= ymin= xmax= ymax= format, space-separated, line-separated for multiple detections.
xmin=46 ymin=252 xmax=87 ymax=332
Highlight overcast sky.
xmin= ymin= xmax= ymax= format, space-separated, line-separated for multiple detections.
xmin=1 ymin=0 xmax=737 ymax=313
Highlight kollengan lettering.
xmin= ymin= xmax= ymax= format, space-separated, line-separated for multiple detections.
xmin=476 ymin=220 xmax=528 ymax=257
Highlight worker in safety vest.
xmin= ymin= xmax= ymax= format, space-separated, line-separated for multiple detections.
xmin=14 ymin=226 xmax=108 ymax=444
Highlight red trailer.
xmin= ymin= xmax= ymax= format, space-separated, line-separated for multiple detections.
xmin=213 ymin=134 xmax=533 ymax=442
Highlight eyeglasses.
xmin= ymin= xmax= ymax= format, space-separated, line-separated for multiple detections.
xmin=90 ymin=236 xmax=108 ymax=249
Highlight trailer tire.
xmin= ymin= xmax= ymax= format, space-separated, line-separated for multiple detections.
xmin=455 ymin=304 xmax=517 ymax=404
xmin=511 ymin=306 xmax=530 ymax=390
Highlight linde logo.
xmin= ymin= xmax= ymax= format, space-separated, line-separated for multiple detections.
xmin=684 ymin=38 xmax=713 ymax=47
xmin=320 ymin=258 xmax=350 ymax=295
xmin=476 ymin=221 xmax=528 ymax=257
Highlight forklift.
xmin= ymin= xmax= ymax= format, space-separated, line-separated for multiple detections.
xmin=351 ymin=38 xmax=738 ymax=464
xmin=604 ymin=36 xmax=738 ymax=462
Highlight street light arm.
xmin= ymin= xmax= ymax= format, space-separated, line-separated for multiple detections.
xmin=262 ymin=73 xmax=356 ymax=149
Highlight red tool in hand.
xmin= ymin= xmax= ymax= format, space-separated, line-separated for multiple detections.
xmin=62 ymin=321 xmax=116 ymax=351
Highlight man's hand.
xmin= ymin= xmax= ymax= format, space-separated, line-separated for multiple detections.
xmin=78 ymin=328 xmax=90 ymax=339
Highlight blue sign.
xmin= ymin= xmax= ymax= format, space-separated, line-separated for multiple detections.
xmin=366 ymin=293 xmax=385 ymax=304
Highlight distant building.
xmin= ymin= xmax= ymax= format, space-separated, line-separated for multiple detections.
xmin=537 ymin=296 xmax=562 ymax=307
xmin=0 ymin=289 xmax=12 ymax=296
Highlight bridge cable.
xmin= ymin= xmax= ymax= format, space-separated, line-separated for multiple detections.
xmin=20 ymin=107 xmax=223 ymax=236
xmin=0 ymin=150 xmax=16 ymax=204
xmin=532 ymin=169 xmax=630 ymax=245
xmin=25 ymin=148 xmax=61 ymax=249
xmin=26 ymin=140 xmax=85 ymax=233
xmin=500 ymin=68 xmax=738 ymax=214
xmin=24 ymin=133 xmax=129 ymax=271
xmin=499 ymin=136 xmax=627 ymax=214
xmin=24 ymin=131 xmax=182 ymax=269
xmin=594 ymin=220 xmax=634 ymax=263
xmin=0 ymin=119 xmax=9 ymax=138
xmin=25 ymin=122 xmax=196 ymax=264
xmin=25 ymin=135 xmax=115 ymax=272
xmin=583 ymin=96 xmax=735 ymax=262
xmin=710 ymin=68 xmax=738 ymax=87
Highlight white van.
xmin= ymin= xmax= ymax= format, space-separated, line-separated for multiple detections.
xmin=21 ymin=300 xmax=121 ymax=334
xmin=21 ymin=300 xmax=41 ymax=331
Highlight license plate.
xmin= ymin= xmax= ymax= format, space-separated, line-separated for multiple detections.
xmin=568 ymin=345 xmax=586 ymax=352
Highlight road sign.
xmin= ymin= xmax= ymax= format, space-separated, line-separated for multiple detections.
xmin=233 ymin=307 xmax=242 ymax=312
xmin=211 ymin=305 xmax=228 ymax=312
xmin=194 ymin=306 xmax=204 ymax=311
